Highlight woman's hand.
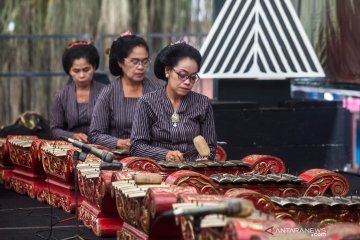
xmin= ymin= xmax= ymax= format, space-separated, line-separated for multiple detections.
xmin=166 ymin=150 xmax=184 ymax=161
xmin=73 ymin=133 xmax=88 ymax=143
xmin=116 ymin=139 xmax=131 ymax=150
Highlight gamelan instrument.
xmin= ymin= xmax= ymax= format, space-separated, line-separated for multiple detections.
xmin=112 ymin=176 xmax=198 ymax=240
xmin=169 ymin=192 xmax=360 ymax=240
xmin=7 ymin=135 xmax=41 ymax=174
xmin=0 ymin=137 xmax=12 ymax=188
xmin=165 ymin=168 xmax=349 ymax=197
xmin=112 ymin=165 xmax=350 ymax=239
xmin=225 ymin=188 xmax=360 ymax=227
xmin=0 ymin=138 xmax=11 ymax=166
xmin=76 ymin=162 xmax=123 ymax=237
xmin=37 ymin=140 xmax=110 ymax=212
xmin=6 ymin=135 xmax=46 ymax=197
xmin=120 ymin=154 xmax=286 ymax=177
xmin=2 ymin=134 xmax=358 ymax=240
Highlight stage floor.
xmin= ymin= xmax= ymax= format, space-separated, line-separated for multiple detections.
xmin=0 ymin=184 xmax=116 ymax=240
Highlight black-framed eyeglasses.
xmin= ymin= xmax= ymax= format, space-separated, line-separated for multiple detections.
xmin=172 ymin=68 xmax=200 ymax=83
xmin=124 ymin=58 xmax=151 ymax=67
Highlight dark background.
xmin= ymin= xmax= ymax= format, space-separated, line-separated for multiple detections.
xmin=212 ymin=79 xmax=351 ymax=174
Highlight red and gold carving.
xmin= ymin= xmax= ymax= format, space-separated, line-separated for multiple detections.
xmin=42 ymin=153 xmax=70 ymax=181
xmin=37 ymin=189 xmax=73 ymax=213
xmin=112 ymin=178 xmax=197 ymax=239
xmin=166 ymin=170 xmax=220 ymax=195
xmin=9 ymin=173 xmax=45 ymax=198
xmin=111 ymin=170 xmax=137 ymax=183
xmin=121 ymin=157 xmax=162 ymax=173
xmin=76 ymin=164 xmax=122 ymax=237
xmin=141 ymin=186 xmax=198 ymax=237
xmin=242 ymin=154 xmax=286 ymax=174
xmin=272 ymin=200 xmax=360 ymax=227
xmin=0 ymin=167 xmax=13 ymax=189
xmin=176 ymin=194 xmax=227 ymax=240
xmin=40 ymin=141 xmax=106 ymax=182
xmin=7 ymin=135 xmax=38 ymax=170
xmin=179 ymin=217 xmax=196 ymax=240
xmin=114 ymin=186 xmax=143 ymax=227
xmin=222 ymin=218 xmax=300 ymax=240
xmin=180 ymin=193 xmax=225 ymax=203
xmin=29 ymin=139 xmax=46 ymax=174
xmin=224 ymin=189 xmax=360 ymax=228
xmin=111 ymin=171 xmax=142 ymax=228
xmin=299 ymin=169 xmax=349 ymax=196
xmin=10 ymin=178 xmax=34 ymax=197
xmin=78 ymin=200 xmax=123 ymax=237
xmin=121 ymin=156 xmax=284 ymax=180
xmin=172 ymin=192 xmax=332 ymax=240
xmin=77 ymin=165 xmax=119 ymax=213
xmin=79 ymin=204 xmax=97 ymax=233
xmin=166 ymin=169 xmax=349 ymax=198
xmin=96 ymin=170 xmax=121 ymax=212
xmin=40 ymin=141 xmax=74 ymax=181
xmin=10 ymin=147 xmax=32 ymax=168
xmin=120 ymin=222 xmax=148 ymax=240
xmin=215 ymin=145 xmax=227 ymax=161
xmin=0 ymin=138 xmax=12 ymax=167
xmin=225 ymin=188 xmax=276 ymax=214
xmin=77 ymin=164 xmax=100 ymax=208
xmin=244 ymin=186 xmax=304 ymax=198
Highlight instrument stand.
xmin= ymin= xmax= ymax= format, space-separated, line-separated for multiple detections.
xmin=61 ymin=150 xmax=87 ymax=240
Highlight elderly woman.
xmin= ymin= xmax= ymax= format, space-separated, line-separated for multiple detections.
xmin=130 ymin=42 xmax=217 ymax=161
xmin=89 ymin=33 xmax=164 ymax=149
xmin=50 ymin=41 xmax=106 ymax=142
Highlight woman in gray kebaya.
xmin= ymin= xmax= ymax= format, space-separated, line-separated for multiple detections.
xmin=89 ymin=34 xmax=164 ymax=150
xmin=130 ymin=42 xmax=217 ymax=161
xmin=50 ymin=41 xmax=106 ymax=143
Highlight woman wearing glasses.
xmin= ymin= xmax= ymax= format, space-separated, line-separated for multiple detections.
xmin=89 ymin=33 xmax=164 ymax=149
xmin=130 ymin=42 xmax=217 ymax=161
xmin=50 ymin=41 xmax=106 ymax=143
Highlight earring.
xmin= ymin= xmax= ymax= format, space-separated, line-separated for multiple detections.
xmin=165 ymin=73 xmax=169 ymax=78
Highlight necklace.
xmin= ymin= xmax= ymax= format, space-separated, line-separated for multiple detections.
xmin=171 ymin=112 xmax=180 ymax=127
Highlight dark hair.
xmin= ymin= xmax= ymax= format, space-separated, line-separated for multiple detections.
xmin=154 ymin=42 xmax=202 ymax=81
xmin=62 ymin=41 xmax=99 ymax=75
xmin=109 ymin=35 xmax=149 ymax=76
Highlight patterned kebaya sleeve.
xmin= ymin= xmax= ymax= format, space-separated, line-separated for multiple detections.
xmin=130 ymin=97 xmax=169 ymax=161
xmin=49 ymin=91 xmax=73 ymax=139
xmin=89 ymin=87 xmax=119 ymax=149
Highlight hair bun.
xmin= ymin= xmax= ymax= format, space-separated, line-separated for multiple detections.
xmin=154 ymin=42 xmax=202 ymax=82
xmin=154 ymin=46 xmax=169 ymax=80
